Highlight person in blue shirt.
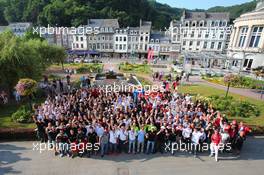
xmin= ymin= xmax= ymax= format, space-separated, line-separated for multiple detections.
xmin=137 ymin=126 xmax=145 ymax=153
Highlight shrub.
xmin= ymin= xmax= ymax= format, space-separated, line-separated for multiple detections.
xmin=76 ymin=64 xmax=103 ymax=74
xmin=11 ymin=105 xmax=33 ymax=123
xmin=15 ymin=78 xmax=37 ymax=96
xmin=198 ymin=95 xmax=261 ymax=118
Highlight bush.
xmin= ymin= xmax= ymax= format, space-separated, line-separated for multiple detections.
xmin=11 ymin=105 xmax=33 ymax=123
xmin=76 ymin=64 xmax=103 ymax=74
xmin=198 ymin=95 xmax=261 ymax=118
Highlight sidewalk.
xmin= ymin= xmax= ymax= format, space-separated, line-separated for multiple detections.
xmin=190 ymin=76 xmax=264 ymax=101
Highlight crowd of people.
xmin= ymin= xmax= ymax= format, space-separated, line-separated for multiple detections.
xmin=33 ymin=83 xmax=251 ymax=162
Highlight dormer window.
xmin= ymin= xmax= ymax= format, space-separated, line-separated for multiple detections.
xmin=156 ymin=39 xmax=159 ymax=43
xmin=185 ymin=21 xmax=189 ymax=27
xmin=151 ymin=39 xmax=154 ymax=43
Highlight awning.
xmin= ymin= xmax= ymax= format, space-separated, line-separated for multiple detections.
xmin=67 ymin=50 xmax=100 ymax=55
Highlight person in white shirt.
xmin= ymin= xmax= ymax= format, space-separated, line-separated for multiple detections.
xmin=109 ymin=126 xmax=118 ymax=154
xmin=182 ymin=125 xmax=192 ymax=152
xmin=128 ymin=128 xmax=136 ymax=154
xmin=118 ymin=126 xmax=128 ymax=153
xmin=191 ymin=128 xmax=202 ymax=157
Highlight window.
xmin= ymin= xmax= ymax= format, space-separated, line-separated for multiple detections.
xmin=238 ymin=27 xmax=248 ymax=47
xmin=76 ymin=36 xmax=78 ymax=41
xmin=249 ymin=26 xmax=263 ymax=48
xmin=140 ymin=36 xmax=143 ymax=41
xmin=124 ymin=37 xmax=127 ymax=42
xmin=203 ymin=42 xmax=207 ymax=49
xmin=80 ymin=37 xmax=83 ymax=41
xmin=189 ymin=41 xmax=193 ymax=46
xmin=123 ymin=44 xmax=126 ymax=50
xmin=120 ymin=37 xmax=122 ymax=42
xmin=197 ymin=41 xmax=200 ymax=46
xmin=183 ymin=41 xmax=186 ymax=46
xmin=191 ymin=31 xmax=194 ymax=38
xmin=115 ymin=44 xmax=118 ymax=50
xmin=116 ymin=37 xmax=118 ymax=42
xmin=81 ymin=44 xmax=83 ymax=48
xmin=145 ymin=36 xmax=148 ymax=42
xmin=217 ymin=42 xmax=222 ymax=50
xmin=210 ymin=42 xmax=215 ymax=49
xmin=119 ymin=44 xmax=122 ymax=50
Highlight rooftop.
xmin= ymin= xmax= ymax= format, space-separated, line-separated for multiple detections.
xmin=183 ymin=11 xmax=230 ymax=21
xmin=87 ymin=19 xmax=119 ymax=28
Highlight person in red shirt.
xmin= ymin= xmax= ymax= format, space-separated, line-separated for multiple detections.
xmin=210 ymin=129 xmax=222 ymax=162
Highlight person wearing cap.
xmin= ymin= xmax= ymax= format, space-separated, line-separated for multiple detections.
xmin=210 ymin=129 xmax=222 ymax=162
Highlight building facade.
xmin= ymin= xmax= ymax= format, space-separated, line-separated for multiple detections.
xmin=227 ymin=0 xmax=264 ymax=70
xmin=170 ymin=11 xmax=230 ymax=53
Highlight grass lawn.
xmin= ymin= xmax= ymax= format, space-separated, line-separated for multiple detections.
xmin=0 ymin=103 xmax=35 ymax=129
xmin=178 ymin=84 xmax=264 ymax=127
xmin=0 ymin=97 xmax=45 ymax=129
xmin=119 ymin=62 xmax=152 ymax=75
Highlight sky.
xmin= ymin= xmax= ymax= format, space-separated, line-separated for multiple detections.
xmin=156 ymin=0 xmax=253 ymax=10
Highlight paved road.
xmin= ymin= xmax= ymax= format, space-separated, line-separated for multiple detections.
xmin=0 ymin=136 xmax=264 ymax=175
xmin=189 ymin=76 xmax=264 ymax=101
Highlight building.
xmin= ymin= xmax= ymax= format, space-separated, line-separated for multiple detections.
xmin=114 ymin=28 xmax=128 ymax=58
xmin=127 ymin=27 xmax=140 ymax=58
xmin=170 ymin=11 xmax=230 ymax=53
xmin=8 ymin=22 xmax=32 ymax=36
xmin=227 ymin=0 xmax=264 ymax=70
xmin=0 ymin=22 xmax=32 ymax=36
xmin=148 ymin=32 xmax=172 ymax=60
xmin=138 ymin=20 xmax=152 ymax=58
xmin=168 ymin=20 xmax=181 ymax=59
xmin=87 ymin=19 xmax=119 ymax=57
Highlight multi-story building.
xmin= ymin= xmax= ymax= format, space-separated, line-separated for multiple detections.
xmin=138 ymin=20 xmax=152 ymax=58
xmin=148 ymin=32 xmax=171 ymax=60
xmin=227 ymin=0 xmax=264 ymax=70
xmin=170 ymin=11 xmax=230 ymax=53
xmin=114 ymin=28 xmax=128 ymax=58
xmin=87 ymin=19 xmax=119 ymax=57
xmin=127 ymin=27 xmax=140 ymax=57
xmin=72 ymin=27 xmax=88 ymax=51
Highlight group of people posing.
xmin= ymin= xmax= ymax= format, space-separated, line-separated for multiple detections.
xmin=33 ymin=86 xmax=250 ymax=162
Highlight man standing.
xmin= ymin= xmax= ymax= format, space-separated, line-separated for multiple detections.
xmin=137 ymin=126 xmax=145 ymax=153
xmin=146 ymin=129 xmax=156 ymax=154
xmin=210 ymin=129 xmax=222 ymax=162
xmin=100 ymin=128 xmax=109 ymax=158
xmin=128 ymin=128 xmax=136 ymax=154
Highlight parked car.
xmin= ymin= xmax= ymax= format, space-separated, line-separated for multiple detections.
xmin=74 ymin=58 xmax=83 ymax=63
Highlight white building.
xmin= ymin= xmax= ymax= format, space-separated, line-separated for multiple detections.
xmin=227 ymin=0 xmax=264 ymax=70
xmin=114 ymin=29 xmax=128 ymax=57
xmin=138 ymin=20 xmax=152 ymax=58
xmin=170 ymin=11 xmax=230 ymax=53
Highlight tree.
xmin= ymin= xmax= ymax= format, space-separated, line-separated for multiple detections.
xmin=224 ymin=74 xmax=236 ymax=98
xmin=0 ymin=31 xmax=66 ymax=93
xmin=15 ymin=78 xmax=37 ymax=109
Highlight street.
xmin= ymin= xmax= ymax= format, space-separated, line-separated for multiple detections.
xmin=1 ymin=136 xmax=264 ymax=175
